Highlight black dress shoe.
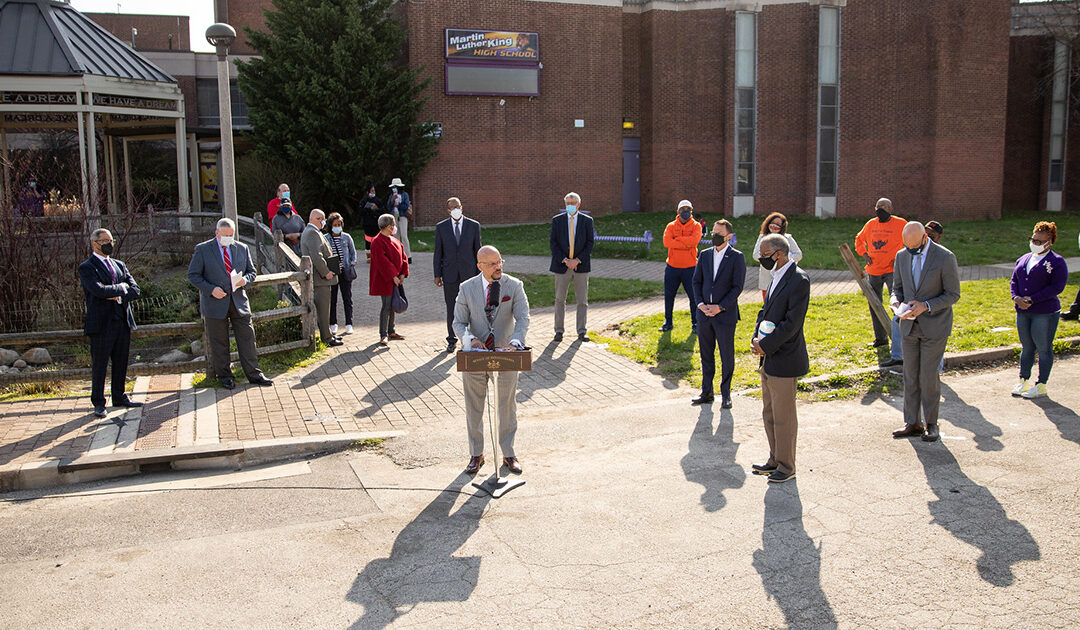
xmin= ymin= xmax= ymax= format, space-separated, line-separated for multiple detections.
xmin=721 ymin=397 xmax=732 ymax=409
xmin=446 ymin=342 xmax=456 ymax=353
xmin=327 ymin=338 xmax=344 ymax=347
xmin=113 ymin=398 xmax=143 ymax=408
xmin=767 ymin=470 xmax=796 ymax=483
xmin=879 ymin=358 xmax=903 ymax=368
xmin=658 ymin=324 xmax=673 ymax=332
xmin=691 ymin=393 xmax=714 ymax=405
xmin=577 ymin=333 xmax=591 ymax=342
xmin=752 ymin=462 xmax=777 ymax=475
xmin=869 ymin=339 xmax=888 ymax=348
xmin=93 ymin=407 xmax=107 ymax=418
xmin=248 ymin=375 xmax=274 ymax=387
xmin=220 ymin=378 xmax=235 ymax=390
xmin=892 ymin=423 xmax=925 ymax=438
xmin=1062 ymin=310 xmax=1079 ymax=321
xmin=922 ymin=424 xmax=940 ymax=442
xmin=553 ymin=332 xmax=563 ymax=342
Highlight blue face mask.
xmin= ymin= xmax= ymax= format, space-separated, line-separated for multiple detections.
xmin=566 ymin=205 xmax=578 ymax=215
xmin=331 ymin=226 xmax=342 ymax=235
xmin=392 ymin=187 xmax=398 ymax=194
xmin=281 ymin=191 xmax=290 ymax=200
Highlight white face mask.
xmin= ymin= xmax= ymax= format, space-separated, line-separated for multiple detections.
xmin=1030 ymin=241 xmax=1048 ymax=255
xmin=450 ymin=208 xmax=463 ymax=220
xmin=218 ymin=235 xmax=235 ymax=247
xmin=391 ymin=225 xmax=398 ymax=236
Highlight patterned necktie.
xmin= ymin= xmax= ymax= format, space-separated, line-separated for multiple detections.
xmin=104 ymin=258 xmax=117 ymax=282
xmin=485 ymin=281 xmax=500 ymax=349
xmin=223 ymin=246 xmax=232 ymax=273
xmin=454 ymin=220 xmax=461 ymax=245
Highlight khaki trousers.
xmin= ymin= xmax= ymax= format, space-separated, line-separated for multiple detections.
xmin=761 ymin=369 xmax=798 ymax=475
xmin=554 ymin=270 xmax=589 ymax=335
xmin=314 ymin=285 xmax=333 ymax=342
xmin=463 ymin=371 xmax=518 ymax=458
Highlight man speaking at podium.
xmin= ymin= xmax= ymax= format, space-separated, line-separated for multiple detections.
xmin=453 ymin=246 xmax=530 ymax=476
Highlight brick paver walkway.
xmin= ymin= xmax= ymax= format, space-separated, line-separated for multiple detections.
xmin=3 ymin=253 xmax=1076 ymax=471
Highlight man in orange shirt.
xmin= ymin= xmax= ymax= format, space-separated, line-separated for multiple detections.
xmin=855 ymin=197 xmax=906 ymax=347
xmin=661 ymin=200 xmax=705 ymax=334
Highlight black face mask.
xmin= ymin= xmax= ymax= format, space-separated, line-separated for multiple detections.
xmin=905 ymin=238 xmax=927 ymax=256
xmin=679 ymin=210 xmax=692 ymax=222
xmin=100 ymin=243 xmax=114 ymax=256
xmin=712 ymin=233 xmax=727 ymax=247
xmin=876 ymin=208 xmax=890 ymax=222
xmin=758 ymin=253 xmax=777 ymax=270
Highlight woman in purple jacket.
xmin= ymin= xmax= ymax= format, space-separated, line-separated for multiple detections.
xmin=1010 ymin=221 xmax=1069 ymax=399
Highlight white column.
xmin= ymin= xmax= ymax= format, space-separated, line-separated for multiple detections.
xmin=1047 ymin=39 xmax=1070 ymax=212
xmin=105 ymin=134 xmax=118 ymax=213
xmin=86 ymin=94 xmax=100 ymax=218
xmin=77 ymin=94 xmax=89 ymax=215
xmin=175 ymin=99 xmax=191 ymax=231
xmin=0 ymin=128 xmax=10 ymax=206
xmin=122 ymin=137 xmax=133 ymax=212
xmin=189 ymin=133 xmax=202 ymax=212
xmin=733 ymin=10 xmax=758 ymax=218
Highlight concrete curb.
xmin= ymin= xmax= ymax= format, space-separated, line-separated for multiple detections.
xmin=0 ymin=430 xmax=405 ymax=492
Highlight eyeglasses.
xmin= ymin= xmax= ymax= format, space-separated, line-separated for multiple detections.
xmin=1031 ymin=237 xmax=1049 ymax=245
xmin=478 ymin=259 xmax=505 ymax=266
xmin=97 ymin=239 xmax=114 ymax=245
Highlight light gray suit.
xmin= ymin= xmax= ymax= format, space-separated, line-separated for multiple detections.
xmin=892 ymin=239 xmax=961 ymax=427
xmin=453 ymin=272 xmax=530 ymax=457
xmin=300 ymin=223 xmax=338 ymax=341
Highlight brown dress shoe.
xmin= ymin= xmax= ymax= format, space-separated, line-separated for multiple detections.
xmin=388 ymin=333 xmax=405 ymax=340
xmin=465 ymin=455 xmax=484 ymax=474
xmin=922 ymin=424 xmax=940 ymax=442
xmin=892 ymin=423 xmax=926 ymax=439
xmin=503 ymin=457 xmax=523 ymax=474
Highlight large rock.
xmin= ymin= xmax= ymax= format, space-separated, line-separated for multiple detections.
xmin=0 ymin=348 xmax=17 ymax=366
xmin=156 ymin=349 xmax=193 ymax=364
xmin=20 ymin=348 xmax=51 ymax=364
xmin=12 ymin=359 xmax=27 ymax=369
xmin=189 ymin=340 xmax=204 ymax=356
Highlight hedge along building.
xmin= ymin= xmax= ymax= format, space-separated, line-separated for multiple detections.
xmin=224 ymin=0 xmax=1020 ymax=226
xmin=0 ymin=0 xmax=194 ymax=219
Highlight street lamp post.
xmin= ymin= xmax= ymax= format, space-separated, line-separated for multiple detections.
xmin=206 ymin=23 xmax=238 ymax=222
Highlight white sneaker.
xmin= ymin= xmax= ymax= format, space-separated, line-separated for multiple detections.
xmin=345 ymin=325 xmax=354 ymax=334
xmin=1011 ymin=380 xmax=1029 ymax=397
xmin=1020 ymin=382 xmax=1047 ymax=399
xmin=330 ymin=324 xmax=338 ymax=334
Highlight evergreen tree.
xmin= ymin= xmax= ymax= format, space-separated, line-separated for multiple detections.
xmin=237 ymin=0 xmax=438 ymax=222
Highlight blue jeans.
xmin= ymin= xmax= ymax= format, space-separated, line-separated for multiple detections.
xmin=1017 ymin=311 xmax=1060 ymax=383
xmin=663 ymin=265 xmax=697 ymax=329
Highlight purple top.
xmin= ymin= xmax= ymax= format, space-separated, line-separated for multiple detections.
xmin=1011 ymin=249 xmax=1069 ymax=314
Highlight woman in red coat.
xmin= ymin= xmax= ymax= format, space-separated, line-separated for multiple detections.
xmin=370 ymin=213 xmax=409 ymax=345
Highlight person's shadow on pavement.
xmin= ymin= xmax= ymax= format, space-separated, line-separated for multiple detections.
xmin=752 ymin=482 xmax=838 ymax=629
xmin=911 ymin=442 xmax=1040 ymax=586
xmin=517 ymin=337 xmax=579 ymax=402
xmin=940 ymin=383 xmax=1004 ymax=451
xmin=354 ymin=352 xmax=456 ymax=419
xmin=345 ymin=474 xmax=492 ymax=629
xmin=680 ymin=406 xmax=746 ymax=512
xmin=1031 ymin=398 xmax=1080 ymax=447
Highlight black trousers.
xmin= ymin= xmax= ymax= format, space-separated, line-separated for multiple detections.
xmin=443 ymin=280 xmax=461 ymax=343
xmin=1065 ymin=284 xmax=1080 ymax=315
xmin=698 ymin=314 xmax=736 ymax=398
xmin=866 ymin=272 xmax=894 ymax=343
xmin=89 ymin=317 xmax=131 ymax=409
xmin=330 ymin=277 xmax=354 ymax=326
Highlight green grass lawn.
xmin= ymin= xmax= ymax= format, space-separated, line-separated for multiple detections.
xmin=401 ymin=209 xmax=1080 ymax=271
xmin=515 ymin=273 xmax=664 ymax=308
xmin=594 ymin=273 xmax=1080 ymax=399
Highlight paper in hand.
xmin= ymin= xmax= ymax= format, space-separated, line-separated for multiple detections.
xmin=230 ymin=270 xmax=244 ymax=291
xmin=892 ymin=302 xmax=913 ymax=318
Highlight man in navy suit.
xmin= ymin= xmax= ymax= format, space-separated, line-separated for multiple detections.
xmin=187 ymin=218 xmax=273 ymax=390
xmin=692 ymin=220 xmax=746 ymax=408
xmin=549 ymin=192 xmax=595 ymax=342
xmin=750 ymin=233 xmax=810 ymax=483
xmin=433 ymin=197 xmax=482 ymax=353
xmin=78 ymin=228 xmax=143 ymax=418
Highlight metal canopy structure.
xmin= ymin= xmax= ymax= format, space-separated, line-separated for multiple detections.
xmin=0 ymin=0 xmax=192 ymax=217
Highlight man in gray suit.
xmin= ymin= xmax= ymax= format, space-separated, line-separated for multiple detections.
xmin=300 ymin=209 xmax=343 ymax=347
xmin=453 ymin=246 xmax=530 ymax=475
xmin=187 ymin=218 xmax=273 ymax=390
xmin=891 ymin=221 xmax=961 ymax=442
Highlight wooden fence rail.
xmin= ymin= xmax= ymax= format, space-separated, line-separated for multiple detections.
xmin=0 ymin=261 xmax=316 ymax=385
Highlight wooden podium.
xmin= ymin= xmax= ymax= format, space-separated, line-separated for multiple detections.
xmin=456 ymin=348 xmax=532 ymax=498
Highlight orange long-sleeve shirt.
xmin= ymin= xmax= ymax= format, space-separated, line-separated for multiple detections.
xmin=854 ymin=215 xmax=906 ymax=276
xmin=663 ymin=218 xmax=703 ymax=269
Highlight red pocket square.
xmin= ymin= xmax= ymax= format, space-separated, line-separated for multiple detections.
xmin=501 ymin=296 xmax=511 ymax=302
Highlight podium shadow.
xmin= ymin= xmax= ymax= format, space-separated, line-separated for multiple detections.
xmin=752 ymin=482 xmax=838 ymax=629
xmin=517 ymin=338 xmax=579 ymax=402
xmin=680 ymin=406 xmax=745 ymax=512
xmin=345 ymin=474 xmax=492 ymax=629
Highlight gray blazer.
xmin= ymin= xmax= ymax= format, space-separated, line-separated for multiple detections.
xmin=301 ymin=223 xmax=338 ymax=288
xmin=187 ymin=239 xmax=258 ymax=319
xmin=453 ymin=273 xmax=530 ymax=349
xmin=891 ymin=240 xmax=961 ymax=340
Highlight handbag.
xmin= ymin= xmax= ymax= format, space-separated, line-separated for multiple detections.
xmin=343 ymin=264 xmax=357 ymax=281
xmin=392 ymin=285 xmax=408 ymax=314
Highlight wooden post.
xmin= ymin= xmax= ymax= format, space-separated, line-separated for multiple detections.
xmin=839 ymin=243 xmax=893 ymax=340
xmin=201 ymin=319 xmax=212 ymax=375
xmin=300 ymin=255 xmax=316 ymax=347
xmin=252 ymin=212 xmax=263 ymax=271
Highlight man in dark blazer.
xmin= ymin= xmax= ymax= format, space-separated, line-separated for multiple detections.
xmin=549 ymin=192 xmax=595 ymax=342
xmin=890 ymin=221 xmax=961 ymax=442
xmin=692 ymin=220 xmax=746 ymax=408
xmin=187 ymin=218 xmax=273 ymax=390
xmin=751 ymin=234 xmax=810 ymax=483
xmin=434 ymin=196 xmax=482 ymax=353
xmin=78 ymin=228 xmax=142 ymax=418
